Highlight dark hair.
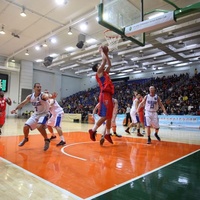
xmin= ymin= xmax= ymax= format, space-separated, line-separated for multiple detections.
xmin=92 ymin=63 xmax=99 ymax=72
xmin=33 ymin=83 xmax=40 ymax=88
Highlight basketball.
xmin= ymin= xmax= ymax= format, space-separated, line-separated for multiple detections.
xmin=103 ymin=46 xmax=109 ymax=54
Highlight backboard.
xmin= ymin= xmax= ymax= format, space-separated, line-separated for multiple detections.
xmin=98 ymin=0 xmax=145 ymax=46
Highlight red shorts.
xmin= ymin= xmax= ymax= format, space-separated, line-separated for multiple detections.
xmin=0 ymin=111 xmax=6 ymax=126
xmin=138 ymin=111 xmax=144 ymax=123
xmin=98 ymin=92 xmax=113 ymax=119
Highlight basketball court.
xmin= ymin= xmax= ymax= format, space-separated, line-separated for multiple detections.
xmin=0 ymin=118 xmax=200 ymax=199
xmin=1 ymin=0 xmax=200 ymax=199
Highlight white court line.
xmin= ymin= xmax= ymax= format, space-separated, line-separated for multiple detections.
xmin=86 ymin=149 xmax=200 ymax=200
xmin=61 ymin=141 xmax=148 ymax=161
xmin=0 ymin=157 xmax=82 ymax=200
xmin=61 ymin=141 xmax=97 ymax=161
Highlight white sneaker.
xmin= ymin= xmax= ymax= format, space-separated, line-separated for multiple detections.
xmin=142 ymin=130 xmax=145 ymax=135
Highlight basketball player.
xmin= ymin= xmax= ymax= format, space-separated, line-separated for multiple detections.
xmin=0 ymin=90 xmax=12 ymax=135
xmin=93 ymin=98 xmax=122 ymax=145
xmin=44 ymin=90 xmax=66 ymax=146
xmin=125 ymin=91 xmax=143 ymax=137
xmin=137 ymin=86 xmax=167 ymax=144
xmin=89 ymin=45 xmax=114 ymax=144
xmin=138 ymin=92 xmax=145 ymax=135
xmin=11 ymin=83 xmax=56 ymax=151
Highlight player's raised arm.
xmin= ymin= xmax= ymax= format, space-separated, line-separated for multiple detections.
xmin=11 ymin=94 xmax=31 ymax=114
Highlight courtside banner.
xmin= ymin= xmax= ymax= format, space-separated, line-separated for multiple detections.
xmin=158 ymin=115 xmax=200 ymax=129
xmin=115 ymin=114 xmax=200 ymax=129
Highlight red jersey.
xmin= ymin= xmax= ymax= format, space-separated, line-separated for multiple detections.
xmin=96 ymin=71 xmax=114 ymax=95
xmin=0 ymin=97 xmax=7 ymax=112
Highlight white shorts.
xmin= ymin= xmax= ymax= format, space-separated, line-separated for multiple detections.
xmin=130 ymin=109 xmax=140 ymax=124
xmin=25 ymin=112 xmax=50 ymax=130
xmin=144 ymin=111 xmax=159 ymax=129
xmin=47 ymin=112 xmax=64 ymax=127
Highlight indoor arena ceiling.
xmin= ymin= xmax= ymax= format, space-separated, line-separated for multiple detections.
xmin=0 ymin=0 xmax=200 ymax=78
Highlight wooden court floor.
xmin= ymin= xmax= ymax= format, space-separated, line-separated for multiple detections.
xmin=0 ymin=118 xmax=200 ymax=200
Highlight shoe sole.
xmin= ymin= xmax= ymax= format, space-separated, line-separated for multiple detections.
xmin=125 ymin=130 xmax=130 ymax=134
xmin=100 ymin=138 xmax=105 ymax=146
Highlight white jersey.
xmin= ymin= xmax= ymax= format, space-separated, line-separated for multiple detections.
xmin=49 ymin=99 xmax=64 ymax=115
xmin=145 ymin=94 xmax=159 ymax=112
xmin=131 ymin=98 xmax=139 ymax=112
xmin=30 ymin=92 xmax=49 ymax=114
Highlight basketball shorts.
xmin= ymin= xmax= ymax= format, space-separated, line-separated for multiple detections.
xmin=47 ymin=112 xmax=64 ymax=127
xmin=144 ymin=111 xmax=159 ymax=129
xmin=130 ymin=109 xmax=140 ymax=124
xmin=98 ymin=92 xmax=113 ymax=119
xmin=25 ymin=112 xmax=50 ymax=130
xmin=0 ymin=111 xmax=6 ymax=126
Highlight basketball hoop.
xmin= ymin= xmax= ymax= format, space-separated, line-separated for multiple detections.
xmin=104 ymin=29 xmax=121 ymax=51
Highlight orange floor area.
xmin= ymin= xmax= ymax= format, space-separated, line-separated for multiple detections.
xmin=1 ymin=132 xmax=200 ymax=199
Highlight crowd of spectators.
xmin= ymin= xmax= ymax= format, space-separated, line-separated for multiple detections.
xmin=60 ymin=72 xmax=200 ymax=121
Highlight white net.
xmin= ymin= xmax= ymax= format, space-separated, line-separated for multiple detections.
xmin=104 ymin=30 xmax=121 ymax=51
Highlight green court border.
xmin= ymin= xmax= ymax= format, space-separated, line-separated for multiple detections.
xmin=90 ymin=149 xmax=200 ymax=200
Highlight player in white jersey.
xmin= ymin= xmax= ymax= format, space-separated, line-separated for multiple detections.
xmin=93 ymin=98 xmax=122 ymax=146
xmin=125 ymin=92 xmax=143 ymax=137
xmin=11 ymin=83 xmax=56 ymax=151
xmin=44 ymin=90 xmax=66 ymax=146
xmin=137 ymin=86 xmax=167 ymax=144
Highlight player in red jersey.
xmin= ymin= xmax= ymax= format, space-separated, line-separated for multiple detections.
xmin=138 ymin=92 xmax=145 ymax=135
xmin=88 ymin=46 xmax=114 ymax=144
xmin=0 ymin=90 xmax=12 ymax=134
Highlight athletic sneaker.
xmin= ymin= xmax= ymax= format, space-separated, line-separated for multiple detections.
xmin=56 ymin=140 xmax=66 ymax=146
xmin=49 ymin=135 xmax=57 ymax=140
xmin=132 ymin=127 xmax=136 ymax=133
xmin=89 ymin=129 xmax=96 ymax=141
xmin=142 ymin=130 xmax=145 ymax=135
xmin=154 ymin=133 xmax=161 ymax=141
xmin=137 ymin=133 xmax=144 ymax=137
xmin=114 ymin=132 xmax=122 ymax=137
xmin=147 ymin=137 xmax=151 ymax=144
xmin=104 ymin=134 xmax=113 ymax=144
xmin=100 ymin=136 xmax=105 ymax=146
xmin=18 ymin=138 xmax=29 ymax=146
xmin=125 ymin=129 xmax=130 ymax=134
xmin=44 ymin=139 xmax=50 ymax=151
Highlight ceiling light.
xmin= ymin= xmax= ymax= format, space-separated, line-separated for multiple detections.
xmin=80 ymin=22 xmax=88 ymax=31
xmin=133 ymin=70 xmax=142 ymax=73
xmin=55 ymin=0 xmax=68 ymax=5
xmin=178 ymin=40 xmax=184 ymax=45
xmin=50 ymin=38 xmax=57 ymax=44
xmin=20 ymin=7 xmax=26 ymax=17
xmin=35 ymin=46 xmax=40 ymax=50
xmin=43 ymin=40 xmax=48 ymax=47
xmin=11 ymin=57 xmax=15 ymax=62
xmin=86 ymin=38 xmax=97 ymax=44
xmin=65 ymin=47 xmax=75 ymax=52
xmin=0 ymin=25 xmax=5 ymax=35
xmin=68 ymin=27 xmax=72 ymax=35
xmin=25 ymin=50 xmax=29 ymax=56
xmin=168 ymin=31 xmax=174 ymax=37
